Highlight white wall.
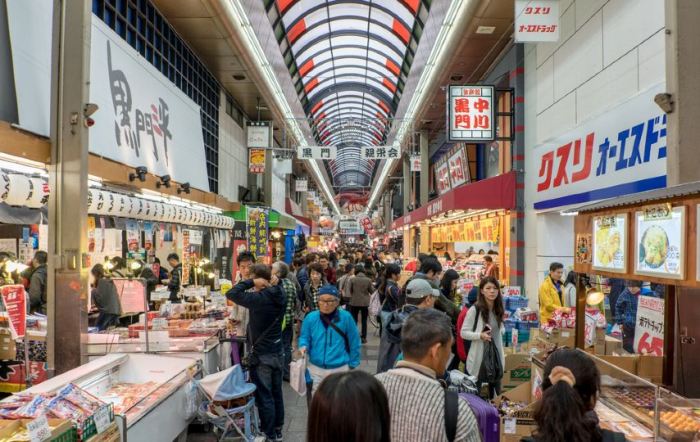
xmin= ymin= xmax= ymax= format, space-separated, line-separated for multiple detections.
xmin=524 ymin=0 xmax=666 ymax=303
xmin=218 ymin=92 xmax=248 ymax=202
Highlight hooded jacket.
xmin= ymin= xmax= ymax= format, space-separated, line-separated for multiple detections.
xmin=227 ymin=279 xmax=287 ymax=355
xmin=298 ymin=309 xmax=361 ymax=369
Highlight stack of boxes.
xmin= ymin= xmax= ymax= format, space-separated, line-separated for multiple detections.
xmin=503 ymin=296 xmax=539 ymax=347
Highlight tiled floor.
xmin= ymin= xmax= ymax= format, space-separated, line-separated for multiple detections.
xmin=188 ymin=323 xmax=381 ymax=441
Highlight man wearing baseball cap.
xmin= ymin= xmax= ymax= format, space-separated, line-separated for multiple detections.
xmin=377 ymin=278 xmax=442 ymax=373
xmin=298 ymin=284 xmax=361 ymax=395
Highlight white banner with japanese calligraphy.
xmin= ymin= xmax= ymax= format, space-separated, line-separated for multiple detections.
xmin=533 ymin=84 xmax=666 ymax=210
xmin=297 ymin=145 xmax=337 ymax=160
xmin=448 ymin=147 xmax=469 ymax=187
xmin=515 ymin=0 xmax=560 ymax=42
xmin=447 ymin=85 xmax=495 ymax=141
xmin=361 ymin=146 xmax=401 ymax=160
xmin=89 ymin=17 xmax=209 ymax=190
xmin=436 ymin=162 xmax=452 ymax=195
xmin=633 ymin=295 xmax=664 ymax=356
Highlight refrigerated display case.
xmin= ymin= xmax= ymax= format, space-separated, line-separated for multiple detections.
xmin=655 ymin=396 xmax=700 ymax=442
xmin=22 ymin=353 xmax=199 ymax=441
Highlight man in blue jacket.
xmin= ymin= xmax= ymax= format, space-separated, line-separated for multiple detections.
xmin=227 ymin=264 xmax=287 ymax=442
xmin=298 ymin=284 xmax=361 ymax=395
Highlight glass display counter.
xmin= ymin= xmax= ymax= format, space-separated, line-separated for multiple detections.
xmin=655 ymin=396 xmax=700 ymax=441
xmin=22 ymin=353 xmax=199 ymax=441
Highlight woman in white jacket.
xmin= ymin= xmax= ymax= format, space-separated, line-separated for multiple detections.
xmin=460 ymin=276 xmax=506 ymax=398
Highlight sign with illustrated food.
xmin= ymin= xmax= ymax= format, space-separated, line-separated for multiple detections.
xmin=634 ymin=205 xmax=685 ymax=279
xmin=592 ymin=214 xmax=627 ymax=273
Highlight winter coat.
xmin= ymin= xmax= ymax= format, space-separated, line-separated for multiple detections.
xmin=461 ymin=306 xmax=505 ymax=378
xmin=348 ymin=272 xmax=373 ymax=307
xmin=298 ymin=309 xmax=361 ymax=369
xmin=28 ymin=265 xmax=47 ymax=315
xmin=376 ymin=305 xmax=419 ymax=373
xmin=539 ymin=276 xmax=564 ymax=324
xmin=91 ymin=278 xmax=122 ymax=316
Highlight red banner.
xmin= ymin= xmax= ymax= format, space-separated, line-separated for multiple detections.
xmin=1 ymin=285 xmax=26 ymax=338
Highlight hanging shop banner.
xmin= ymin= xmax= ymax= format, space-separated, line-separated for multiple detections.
xmin=295 ymin=179 xmax=308 ymax=192
xmin=246 ymin=121 xmax=272 ymax=148
xmin=125 ymin=220 xmax=140 ymax=252
xmin=634 ymin=205 xmax=685 ymax=279
xmin=410 ymin=155 xmax=421 ymax=172
xmin=247 ymin=208 xmax=269 ymax=261
xmin=436 ymin=161 xmax=452 ymax=195
xmin=144 ymin=222 xmax=153 ymax=251
xmin=182 ymin=229 xmax=191 ymax=283
xmin=89 ymin=18 xmax=209 ymax=190
xmin=361 ymin=146 xmax=400 ymax=160
xmin=112 ymin=278 xmax=147 ymax=314
xmin=633 ymin=295 xmax=664 ymax=356
xmin=1 ymin=286 xmax=26 ymax=338
xmin=339 ymin=220 xmax=363 ymax=235
xmin=447 ymin=145 xmax=470 ymax=188
xmin=533 ymin=84 xmax=666 ymax=210
xmin=515 ymin=0 xmax=560 ymax=43
xmin=447 ymin=85 xmax=495 ymax=142
xmin=233 ymin=221 xmax=247 ymax=240
xmin=592 ymin=214 xmax=627 ymax=273
xmin=249 ymin=148 xmax=266 ymax=174
xmin=297 ymin=145 xmax=337 ymax=160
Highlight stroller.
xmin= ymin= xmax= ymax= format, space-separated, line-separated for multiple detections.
xmin=197 ymin=364 xmax=261 ymax=441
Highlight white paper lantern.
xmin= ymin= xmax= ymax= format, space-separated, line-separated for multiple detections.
xmin=87 ymin=188 xmax=98 ymax=214
xmin=104 ymin=192 xmax=117 ymax=215
xmin=142 ymin=200 xmax=152 ymax=219
xmin=131 ymin=198 xmax=143 ymax=219
xmin=26 ymin=177 xmax=49 ymax=208
xmin=182 ymin=208 xmax=191 ymax=225
xmin=5 ymin=174 xmax=31 ymax=206
xmin=0 ymin=173 xmax=9 ymax=203
xmin=112 ymin=194 xmax=126 ymax=217
xmin=227 ymin=218 xmax=234 ymax=229
xmin=216 ymin=215 xmax=223 ymax=228
xmin=93 ymin=191 xmax=107 ymax=215
xmin=153 ymin=203 xmax=164 ymax=221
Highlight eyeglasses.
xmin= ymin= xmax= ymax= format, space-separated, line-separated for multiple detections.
xmin=318 ymin=299 xmax=338 ymax=304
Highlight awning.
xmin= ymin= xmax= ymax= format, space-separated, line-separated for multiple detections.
xmin=286 ymin=198 xmax=313 ymax=229
xmin=390 ymin=171 xmax=517 ymax=230
xmin=269 ymin=210 xmax=297 ymax=230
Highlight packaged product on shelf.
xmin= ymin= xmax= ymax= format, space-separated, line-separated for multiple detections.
xmin=58 ymin=384 xmax=103 ymax=414
xmin=12 ymin=395 xmax=49 ymax=419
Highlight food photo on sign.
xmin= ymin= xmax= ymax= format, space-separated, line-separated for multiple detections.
xmin=592 ymin=214 xmax=627 ymax=273
xmin=634 ymin=205 xmax=685 ymax=279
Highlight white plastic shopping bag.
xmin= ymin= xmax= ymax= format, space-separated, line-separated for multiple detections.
xmin=290 ymin=356 xmax=307 ymax=396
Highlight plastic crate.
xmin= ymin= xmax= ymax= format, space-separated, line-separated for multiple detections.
xmin=516 ymin=320 xmax=530 ymax=332
xmin=79 ymin=404 xmax=114 ymax=441
xmin=503 ymin=319 xmax=515 ymax=331
xmin=52 ymin=426 xmax=78 ymax=442
xmin=529 ymin=320 xmax=540 ymax=329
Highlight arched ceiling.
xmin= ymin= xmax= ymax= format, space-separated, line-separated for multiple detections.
xmin=265 ymin=0 xmax=431 ymax=190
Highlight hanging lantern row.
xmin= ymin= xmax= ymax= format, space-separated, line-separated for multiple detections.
xmin=0 ymin=174 xmax=50 ymax=209
xmin=88 ymin=188 xmax=234 ymax=229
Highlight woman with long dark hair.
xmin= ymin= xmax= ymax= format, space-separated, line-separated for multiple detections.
xmin=378 ymin=263 xmax=403 ymax=313
xmin=440 ymin=269 xmax=461 ymax=306
xmin=460 ymin=276 xmax=505 ymax=398
xmin=308 ymin=370 xmax=391 ymax=442
xmin=90 ymin=264 xmax=121 ymax=331
xmin=525 ymin=348 xmax=625 ymax=442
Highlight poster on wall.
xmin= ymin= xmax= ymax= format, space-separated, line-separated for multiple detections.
xmin=575 ymin=233 xmax=592 ymax=265
xmin=633 ymin=295 xmax=664 ymax=356
xmin=249 ymin=148 xmax=266 ymax=174
xmin=447 ymin=146 xmax=469 ymax=187
xmin=592 ymin=214 xmax=627 ymax=273
xmin=247 ymin=208 xmax=269 ymax=263
xmin=634 ymin=205 xmax=685 ymax=279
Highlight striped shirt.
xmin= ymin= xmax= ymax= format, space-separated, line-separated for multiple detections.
xmin=376 ymin=361 xmax=480 ymax=442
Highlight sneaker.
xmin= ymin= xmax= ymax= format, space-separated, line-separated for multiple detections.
xmin=361 ymin=338 xmax=367 ymax=344
xmin=274 ymin=430 xmax=284 ymax=442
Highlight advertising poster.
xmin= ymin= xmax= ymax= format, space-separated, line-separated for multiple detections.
xmin=113 ymin=278 xmax=147 ymax=314
xmin=126 ymin=220 xmax=140 ymax=252
xmin=633 ymin=295 xmax=664 ymax=356
xmin=87 ymin=217 xmax=96 ymax=253
xmin=436 ymin=161 xmax=451 ymax=195
xmin=143 ymin=222 xmax=153 ymax=251
xmin=448 ymin=146 xmax=469 ymax=187
xmin=592 ymin=214 xmax=627 ymax=273
xmin=0 ymin=285 xmax=26 ymax=338
xmin=249 ymin=148 xmax=266 ymax=174
xmin=575 ymin=233 xmax=592 ymax=265
xmin=635 ymin=205 xmax=685 ymax=279
xmin=247 ymin=208 xmax=269 ymax=262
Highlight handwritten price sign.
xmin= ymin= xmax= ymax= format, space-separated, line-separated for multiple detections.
xmin=634 ymin=296 xmax=664 ymax=356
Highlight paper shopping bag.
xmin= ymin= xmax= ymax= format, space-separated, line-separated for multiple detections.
xmin=290 ymin=357 xmax=307 ymax=396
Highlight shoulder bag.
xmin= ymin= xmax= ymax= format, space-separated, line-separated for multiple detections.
xmin=242 ymin=316 xmax=280 ymax=369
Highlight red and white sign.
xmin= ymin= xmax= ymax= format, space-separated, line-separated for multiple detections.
xmin=447 ymin=85 xmax=495 ymax=142
xmin=436 ymin=162 xmax=452 ymax=195
xmin=448 ymin=147 xmax=469 ymax=187
xmin=410 ymin=155 xmax=421 ymax=172
xmin=1 ymin=285 xmax=26 ymax=338
xmin=515 ymin=0 xmax=560 ymax=43
xmin=634 ymin=295 xmax=664 ymax=356
xmin=503 ymin=286 xmax=522 ymax=297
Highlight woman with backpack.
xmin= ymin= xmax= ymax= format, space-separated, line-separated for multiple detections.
xmin=460 ymin=276 xmax=505 ymax=399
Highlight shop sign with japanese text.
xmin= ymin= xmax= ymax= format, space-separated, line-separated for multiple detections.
xmin=297 ymin=145 xmax=337 ymax=160
xmin=247 ymin=208 xmax=269 ymax=261
xmin=533 ymin=84 xmax=667 ymax=210
xmin=247 ymin=121 xmax=272 ymax=148
xmin=436 ymin=160 xmax=452 ymax=195
xmin=295 ymin=179 xmax=308 ymax=192
xmin=410 ymin=155 xmax=421 ymax=172
xmin=515 ymin=0 xmax=560 ymax=42
xmin=447 ymin=85 xmax=495 ymax=142
xmin=447 ymin=145 xmax=470 ymax=187
xmin=361 ymin=146 xmax=400 ymax=160
xmin=249 ymin=148 xmax=266 ymax=174
xmin=634 ymin=295 xmax=664 ymax=356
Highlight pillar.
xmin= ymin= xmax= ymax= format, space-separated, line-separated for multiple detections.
xmin=665 ymin=0 xmax=700 ymax=185
xmin=48 ymin=0 xmax=92 ymax=374
xmin=402 ymin=154 xmax=410 ymax=214
xmin=383 ymin=193 xmax=392 ymax=231
xmin=263 ymin=148 xmax=272 ymax=206
xmin=419 ymin=131 xmax=429 ymax=207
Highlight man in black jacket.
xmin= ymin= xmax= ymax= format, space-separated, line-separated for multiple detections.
xmin=28 ymin=251 xmax=48 ymax=314
xmin=227 ymin=264 xmax=287 ymax=442
xmin=166 ymin=253 xmax=182 ymax=303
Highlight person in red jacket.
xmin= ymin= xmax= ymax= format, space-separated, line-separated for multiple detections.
xmin=319 ymin=255 xmax=337 ymax=285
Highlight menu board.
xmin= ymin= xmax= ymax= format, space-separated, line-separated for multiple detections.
xmin=592 ymin=214 xmax=627 ymax=273
xmin=634 ymin=205 xmax=685 ymax=279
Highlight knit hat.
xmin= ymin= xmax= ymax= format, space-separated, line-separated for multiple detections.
xmin=318 ymin=285 xmax=340 ymax=298
xmin=406 ymin=279 xmax=440 ymax=299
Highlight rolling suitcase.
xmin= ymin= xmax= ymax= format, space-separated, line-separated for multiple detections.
xmin=459 ymin=392 xmax=500 ymax=442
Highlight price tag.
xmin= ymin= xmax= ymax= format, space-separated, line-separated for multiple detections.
xmin=27 ymin=414 xmax=51 ymax=442
xmin=561 ymin=331 xmax=570 ymax=338
xmin=93 ymin=405 xmax=112 ymax=434
xmin=504 ymin=417 xmax=516 ymax=434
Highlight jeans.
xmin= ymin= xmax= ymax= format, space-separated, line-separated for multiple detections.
xmin=250 ymin=352 xmax=285 ymax=438
xmin=350 ymin=306 xmax=368 ymax=340
xmin=96 ymin=313 xmax=119 ymax=331
xmin=282 ymin=325 xmax=293 ymax=379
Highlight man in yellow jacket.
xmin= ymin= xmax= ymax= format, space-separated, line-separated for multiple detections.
xmin=539 ymin=262 xmax=570 ymax=324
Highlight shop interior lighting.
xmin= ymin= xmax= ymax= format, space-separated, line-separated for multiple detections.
xmin=129 ymin=261 xmax=143 ymax=271
xmin=368 ymin=0 xmax=472 ymax=211
xmin=220 ymin=0 xmax=340 ymax=215
xmin=586 ymin=288 xmax=605 ymax=306
xmin=156 ymin=175 xmax=171 ymax=189
xmin=5 ymin=261 xmax=28 ymax=273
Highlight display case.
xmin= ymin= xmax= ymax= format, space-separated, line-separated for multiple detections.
xmin=85 ymin=333 xmax=222 ymax=374
xmin=22 ymin=353 xmax=199 ymax=441
xmin=655 ymin=396 xmax=700 ymax=441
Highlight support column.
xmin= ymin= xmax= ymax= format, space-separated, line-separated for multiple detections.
xmin=263 ymin=148 xmax=272 ymax=206
xmin=665 ymin=0 xmax=700 ymax=185
xmin=48 ymin=0 xmax=92 ymax=374
xmin=383 ymin=193 xmax=392 ymax=231
xmin=419 ymin=131 xmax=429 ymax=207
xmin=402 ymin=154 xmax=410 ymax=215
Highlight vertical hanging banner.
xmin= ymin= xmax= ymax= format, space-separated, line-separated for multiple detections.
xmin=295 ymin=179 xmax=308 ymax=192
xmin=247 ymin=121 xmax=272 ymax=148
xmin=297 ymin=145 xmax=337 ymax=160
xmin=515 ymin=0 xmax=560 ymax=43
xmin=247 ymin=208 xmax=269 ymax=262
xmin=1 ymin=285 xmax=26 ymax=338
xmin=447 ymin=145 xmax=470 ymax=187
xmin=447 ymin=85 xmax=495 ymax=142
xmin=182 ymin=230 xmax=191 ymax=283
xmin=436 ymin=160 xmax=452 ymax=195
xmin=249 ymin=148 xmax=266 ymax=174
xmin=410 ymin=155 xmax=421 ymax=172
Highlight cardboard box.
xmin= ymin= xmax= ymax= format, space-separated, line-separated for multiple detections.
xmin=497 ymin=381 xmax=538 ymax=442
xmin=605 ymin=336 xmax=623 ymax=355
xmin=637 ymin=355 xmax=663 ymax=384
xmin=87 ymin=422 xmax=121 ymax=442
xmin=598 ymin=355 xmax=638 ymax=374
xmin=0 ymin=328 xmax=16 ymax=360
xmin=501 ymin=353 xmax=532 ymax=391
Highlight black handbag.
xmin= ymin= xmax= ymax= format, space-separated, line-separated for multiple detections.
xmin=242 ymin=317 xmax=280 ymax=369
